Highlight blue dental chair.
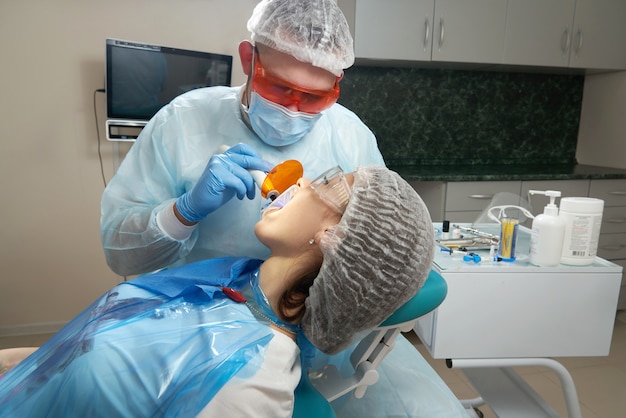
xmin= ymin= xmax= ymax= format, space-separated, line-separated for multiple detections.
xmin=292 ymin=269 xmax=448 ymax=418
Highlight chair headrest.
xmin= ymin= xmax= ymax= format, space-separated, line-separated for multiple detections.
xmin=380 ymin=269 xmax=447 ymax=327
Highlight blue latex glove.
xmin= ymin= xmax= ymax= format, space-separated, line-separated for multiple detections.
xmin=176 ymin=144 xmax=273 ymax=223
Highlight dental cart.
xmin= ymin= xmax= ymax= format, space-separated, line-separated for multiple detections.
xmin=415 ymin=223 xmax=622 ymax=418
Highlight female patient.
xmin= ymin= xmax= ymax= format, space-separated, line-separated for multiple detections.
xmin=0 ymin=166 xmax=434 ymax=417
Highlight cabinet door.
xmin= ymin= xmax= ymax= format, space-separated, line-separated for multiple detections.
xmin=504 ymin=0 xmax=576 ymax=67
xmin=569 ymin=0 xmax=626 ymax=70
xmin=354 ymin=0 xmax=435 ymax=61
xmin=432 ymin=0 xmax=507 ymax=64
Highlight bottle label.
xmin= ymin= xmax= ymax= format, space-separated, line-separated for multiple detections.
xmin=561 ymin=213 xmax=602 ymax=259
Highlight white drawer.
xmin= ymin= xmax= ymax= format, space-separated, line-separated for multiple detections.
xmin=410 ymin=181 xmax=445 ymax=222
xmin=521 ymin=179 xmax=589 ymax=215
xmin=598 ymin=232 xmax=626 ymax=260
xmin=589 ymin=179 xmax=626 ymax=206
xmin=443 ymin=210 xmax=484 ymax=224
xmin=445 ymin=181 xmax=521 ymax=212
xmin=601 ymin=206 xmax=626 ymax=234
xmin=416 ymin=268 xmax=621 ymax=358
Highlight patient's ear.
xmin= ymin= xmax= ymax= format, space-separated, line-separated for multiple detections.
xmin=316 ymin=224 xmax=345 ymax=250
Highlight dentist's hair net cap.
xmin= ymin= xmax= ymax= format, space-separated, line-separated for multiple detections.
xmin=247 ymin=0 xmax=355 ymax=76
xmin=302 ymin=166 xmax=435 ymax=354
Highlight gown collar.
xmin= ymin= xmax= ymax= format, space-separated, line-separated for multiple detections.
xmin=243 ymin=269 xmax=302 ymax=334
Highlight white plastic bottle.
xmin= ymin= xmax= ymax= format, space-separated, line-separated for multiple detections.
xmin=559 ymin=197 xmax=604 ymax=266
xmin=528 ymin=190 xmax=566 ymax=267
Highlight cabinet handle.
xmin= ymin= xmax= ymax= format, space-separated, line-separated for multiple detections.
xmin=560 ymin=28 xmax=570 ymax=54
xmin=468 ymin=194 xmax=494 ymax=200
xmin=438 ymin=18 xmax=444 ymax=50
xmin=424 ymin=18 xmax=430 ymax=50
xmin=606 ymin=218 xmax=626 ymax=224
xmin=573 ymin=29 xmax=583 ymax=55
xmin=608 ymin=191 xmax=626 ymax=196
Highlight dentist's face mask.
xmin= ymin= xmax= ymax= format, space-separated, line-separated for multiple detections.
xmin=247 ymin=92 xmax=321 ymax=146
xmin=245 ymin=49 xmax=338 ymax=146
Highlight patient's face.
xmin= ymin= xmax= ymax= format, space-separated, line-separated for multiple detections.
xmin=255 ymin=174 xmax=353 ymax=255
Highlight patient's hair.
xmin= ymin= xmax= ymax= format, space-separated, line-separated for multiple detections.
xmin=278 ymin=268 xmax=319 ymax=323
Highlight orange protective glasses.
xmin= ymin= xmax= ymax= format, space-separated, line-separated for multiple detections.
xmin=252 ymin=51 xmax=340 ymax=114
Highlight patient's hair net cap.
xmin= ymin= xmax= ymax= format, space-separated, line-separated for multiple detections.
xmin=247 ymin=0 xmax=355 ymax=76
xmin=302 ymin=166 xmax=435 ymax=354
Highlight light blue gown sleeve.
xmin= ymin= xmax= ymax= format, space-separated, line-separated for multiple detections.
xmin=100 ymin=102 xmax=199 ymax=276
xmin=101 ymin=87 xmax=273 ymax=276
xmin=0 ymin=258 xmax=273 ymax=418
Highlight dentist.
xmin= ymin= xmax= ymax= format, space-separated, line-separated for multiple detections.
xmin=100 ymin=0 xmax=384 ymax=277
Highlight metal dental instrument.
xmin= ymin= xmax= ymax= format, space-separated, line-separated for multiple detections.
xmin=452 ymin=224 xmax=500 ymax=243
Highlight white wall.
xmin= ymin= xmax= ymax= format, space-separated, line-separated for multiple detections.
xmin=0 ymin=0 xmax=258 ymax=335
xmin=576 ymin=71 xmax=626 ymax=169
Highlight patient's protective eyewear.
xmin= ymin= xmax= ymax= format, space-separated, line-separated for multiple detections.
xmin=252 ymin=51 xmax=340 ymax=114
xmin=310 ymin=166 xmax=352 ymax=215
xmin=261 ymin=166 xmax=351 ymax=215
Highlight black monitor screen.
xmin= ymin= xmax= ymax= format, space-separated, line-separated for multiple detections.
xmin=105 ymin=38 xmax=233 ymax=121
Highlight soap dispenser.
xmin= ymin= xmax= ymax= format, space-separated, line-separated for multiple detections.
xmin=528 ymin=190 xmax=566 ymax=267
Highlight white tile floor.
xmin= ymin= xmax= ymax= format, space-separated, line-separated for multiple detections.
xmin=2 ymin=312 xmax=625 ymax=417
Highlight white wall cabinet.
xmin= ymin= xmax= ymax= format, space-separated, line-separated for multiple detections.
xmin=568 ymin=0 xmax=626 ymax=70
xmin=353 ymin=0 xmax=434 ymax=61
xmin=505 ymin=0 xmax=626 ymax=70
xmin=504 ymin=0 xmax=577 ymax=67
xmin=431 ymin=0 xmax=507 ymax=64
xmin=345 ymin=0 xmax=626 ymax=70
xmin=353 ymin=0 xmax=506 ymax=64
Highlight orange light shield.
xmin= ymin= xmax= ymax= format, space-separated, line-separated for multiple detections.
xmin=261 ymin=160 xmax=304 ymax=200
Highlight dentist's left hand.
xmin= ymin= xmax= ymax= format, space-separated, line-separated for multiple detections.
xmin=175 ymin=144 xmax=273 ymax=224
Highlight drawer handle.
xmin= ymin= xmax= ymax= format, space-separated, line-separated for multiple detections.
xmin=468 ymin=194 xmax=494 ymax=199
xmin=606 ymin=218 xmax=626 ymax=224
xmin=600 ymin=244 xmax=626 ymax=251
xmin=608 ymin=191 xmax=626 ymax=196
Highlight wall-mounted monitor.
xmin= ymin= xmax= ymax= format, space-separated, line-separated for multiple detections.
xmin=105 ymin=38 xmax=233 ymax=141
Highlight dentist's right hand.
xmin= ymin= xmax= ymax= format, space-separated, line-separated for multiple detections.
xmin=174 ymin=143 xmax=273 ymax=225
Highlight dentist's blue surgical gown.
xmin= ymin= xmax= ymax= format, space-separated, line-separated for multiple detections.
xmin=101 ymin=86 xmax=384 ymax=276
